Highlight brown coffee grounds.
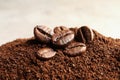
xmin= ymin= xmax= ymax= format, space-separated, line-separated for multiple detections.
xmin=0 ymin=30 xmax=120 ymax=80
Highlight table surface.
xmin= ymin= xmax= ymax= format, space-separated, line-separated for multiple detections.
xmin=0 ymin=0 xmax=120 ymax=45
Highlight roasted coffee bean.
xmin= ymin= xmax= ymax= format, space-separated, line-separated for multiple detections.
xmin=54 ymin=26 xmax=68 ymax=33
xmin=37 ymin=47 xmax=56 ymax=59
xmin=64 ymin=42 xmax=86 ymax=56
xmin=52 ymin=30 xmax=74 ymax=46
xmin=34 ymin=25 xmax=52 ymax=43
xmin=77 ymin=26 xmax=94 ymax=43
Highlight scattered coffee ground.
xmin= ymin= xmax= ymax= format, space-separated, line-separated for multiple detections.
xmin=0 ymin=30 xmax=120 ymax=80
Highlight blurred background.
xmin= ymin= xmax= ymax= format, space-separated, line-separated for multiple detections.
xmin=0 ymin=0 xmax=120 ymax=45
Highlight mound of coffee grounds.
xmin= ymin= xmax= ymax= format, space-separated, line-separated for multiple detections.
xmin=0 ymin=30 xmax=120 ymax=80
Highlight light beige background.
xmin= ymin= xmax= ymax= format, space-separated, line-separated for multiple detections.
xmin=0 ymin=0 xmax=120 ymax=45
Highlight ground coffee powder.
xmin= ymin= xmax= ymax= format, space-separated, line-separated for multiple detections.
xmin=0 ymin=30 xmax=120 ymax=80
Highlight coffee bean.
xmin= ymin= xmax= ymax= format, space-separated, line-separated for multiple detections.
xmin=64 ymin=42 xmax=86 ymax=56
xmin=34 ymin=25 xmax=52 ymax=43
xmin=52 ymin=30 xmax=75 ymax=46
xmin=37 ymin=47 xmax=56 ymax=59
xmin=54 ymin=26 xmax=68 ymax=33
xmin=77 ymin=26 xmax=94 ymax=43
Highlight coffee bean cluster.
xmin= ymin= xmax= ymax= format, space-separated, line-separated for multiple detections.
xmin=34 ymin=25 xmax=94 ymax=60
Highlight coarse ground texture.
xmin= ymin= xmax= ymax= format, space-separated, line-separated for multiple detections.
xmin=0 ymin=30 xmax=120 ymax=80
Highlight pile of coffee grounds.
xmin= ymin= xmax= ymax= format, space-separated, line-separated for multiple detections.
xmin=0 ymin=30 xmax=120 ymax=80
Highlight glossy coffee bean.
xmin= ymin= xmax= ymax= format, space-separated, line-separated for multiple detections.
xmin=64 ymin=42 xmax=86 ymax=56
xmin=37 ymin=47 xmax=56 ymax=59
xmin=77 ymin=26 xmax=94 ymax=43
xmin=34 ymin=25 xmax=52 ymax=43
xmin=54 ymin=26 xmax=68 ymax=33
xmin=52 ymin=30 xmax=75 ymax=46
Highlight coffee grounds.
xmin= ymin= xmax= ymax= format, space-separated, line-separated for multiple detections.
xmin=0 ymin=30 xmax=120 ymax=80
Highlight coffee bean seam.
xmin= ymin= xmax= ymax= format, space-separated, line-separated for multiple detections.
xmin=34 ymin=25 xmax=94 ymax=59
xmin=37 ymin=27 xmax=52 ymax=38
